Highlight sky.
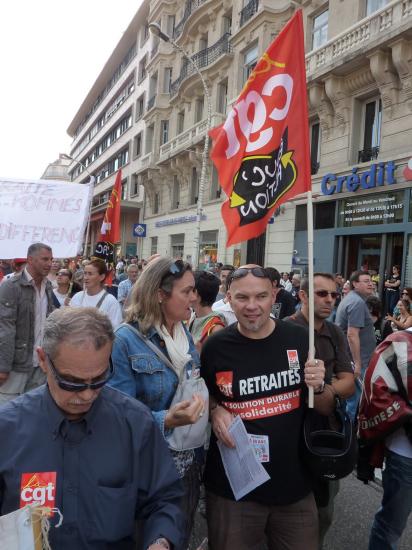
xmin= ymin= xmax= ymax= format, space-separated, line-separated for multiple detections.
xmin=0 ymin=0 xmax=143 ymax=180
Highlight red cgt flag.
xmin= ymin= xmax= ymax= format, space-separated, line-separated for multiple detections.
xmin=210 ymin=10 xmax=311 ymax=246
xmin=99 ymin=169 xmax=122 ymax=243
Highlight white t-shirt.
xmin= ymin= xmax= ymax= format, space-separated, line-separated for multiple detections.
xmin=212 ymin=299 xmax=237 ymax=326
xmin=53 ymin=289 xmax=68 ymax=307
xmin=70 ymin=289 xmax=123 ymax=329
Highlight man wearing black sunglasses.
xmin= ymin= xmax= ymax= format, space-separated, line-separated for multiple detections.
xmin=201 ymin=265 xmax=335 ymax=550
xmin=286 ymin=273 xmax=355 ymax=546
xmin=0 ymin=307 xmax=183 ymax=550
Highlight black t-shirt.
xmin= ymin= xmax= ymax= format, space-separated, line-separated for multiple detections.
xmin=271 ymin=288 xmax=296 ymax=319
xmin=200 ymin=320 xmax=312 ymax=505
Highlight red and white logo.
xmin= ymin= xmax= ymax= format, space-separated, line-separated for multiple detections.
xmin=287 ymin=349 xmax=300 ymax=370
xmin=20 ymin=472 xmax=56 ymax=514
xmin=216 ymin=371 xmax=234 ymax=398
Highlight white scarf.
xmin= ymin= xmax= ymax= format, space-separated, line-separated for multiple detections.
xmin=155 ymin=322 xmax=191 ymax=375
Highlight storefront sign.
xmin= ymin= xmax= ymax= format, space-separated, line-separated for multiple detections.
xmin=321 ymin=161 xmax=396 ymax=196
xmin=337 ymin=191 xmax=404 ymax=227
xmin=155 ymin=214 xmax=207 ymax=228
xmin=132 ymin=223 xmax=146 ymax=237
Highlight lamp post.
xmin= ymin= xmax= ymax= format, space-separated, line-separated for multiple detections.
xmin=61 ymin=154 xmax=96 ymax=257
xmin=149 ymin=22 xmax=212 ymax=268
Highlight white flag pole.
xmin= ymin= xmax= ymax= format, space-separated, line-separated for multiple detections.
xmin=307 ymin=190 xmax=315 ymax=408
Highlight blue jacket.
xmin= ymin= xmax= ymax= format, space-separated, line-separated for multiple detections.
xmin=109 ymin=322 xmax=200 ymax=437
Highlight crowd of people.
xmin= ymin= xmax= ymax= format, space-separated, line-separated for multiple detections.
xmin=0 ymin=243 xmax=411 ymax=549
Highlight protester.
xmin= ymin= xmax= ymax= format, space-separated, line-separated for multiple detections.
xmin=212 ymin=272 xmax=237 ymax=326
xmin=1 ymin=258 xmax=26 ymax=284
xmin=70 ymin=259 xmax=122 ymax=329
xmin=384 ymin=264 xmax=401 ymax=315
xmin=215 ymin=264 xmax=234 ymax=302
xmin=280 ymin=271 xmax=292 ymax=292
xmin=386 ymin=298 xmax=412 ymax=331
xmin=0 ymin=243 xmax=54 ymax=404
xmin=109 ymin=257 xmax=208 ymax=549
xmin=52 ymin=268 xmax=82 ymax=308
xmin=335 ymin=270 xmax=376 ymax=420
xmin=117 ymin=263 xmax=139 ymax=308
xmin=286 ymin=273 xmax=355 ymax=546
xmin=266 ymin=267 xmax=296 ymax=319
xmin=190 ymin=271 xmax=226 ymax=350
xmin=47 ymin=258 xmax=62 ymax=289
xmin=342 ymin=280 xmax=350 ymax=298
xmin=366 ymin=295 xmax=383 ymax=344
xmin=0 ymin=307 xmax=182 ymax=550
xmin=358 ymin=329 xmax=412 ymax=550
xmin=290 ymin=273 xmax=301 ymax=308
xmin=201 ymin=265 xmax=334 ymax=550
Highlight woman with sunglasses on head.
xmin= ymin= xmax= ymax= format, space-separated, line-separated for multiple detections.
xmin=52 ymin=269 xmax=82 ymax=308
xmin=70 ymin=259 xmax=123 ymax=329
xmin=109 ymin=257 xmax=208 ymax=550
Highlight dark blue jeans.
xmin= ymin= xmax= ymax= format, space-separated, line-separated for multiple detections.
xmin=368 ymin=450 xmax=412 ymax=550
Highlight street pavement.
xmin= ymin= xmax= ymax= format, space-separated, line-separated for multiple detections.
xmin=189 ymin=473 xmax=412 ymax=549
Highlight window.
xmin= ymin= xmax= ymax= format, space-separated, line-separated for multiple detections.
xmin=177 ymin=110 xmax=185 ymax=134
xmin=160 ymin=120 xmax=169 ymax=145
xmin=121 ymin=181 xmax=127 ymax=201
xmin=132 ymin=174 xmax=140 ymax=196
xmin=190 ymin=167 xmax=199 ymax=205
xmin=195 ymin=97 xmax=204 ymax=123
xmin=312 ymin=10 xmax=328 ymax=50
xmin=136 ymin=93 xmax=145 ymax=120
xmin=172 ymin=176 xmax=180 ymax=209
xmin=163 ymin=67 xmax=172 ymax=93
xmin=133 ymin=132 xmax=142 ymax=158
xmin=222 ymin=13 xmax=232 ymax=35
xmin=141 ymin=23 xmax=149 ymax=46
xmin=151 ymin=236 xmax=158 ymax=255
xmin=149 ymin=72 xmax=158 ymax=98
xmin=170 ymin=234 xmax=184 ymax=259
xmin=295 ymin=204 xmax=307 ymax=232
xmin=199 ymin=34 xmax=208 ymax=51
xmin=199 ymin=230 xmax=219 ymax=270
xmin=138 ymin=56 xmax=147 ymax=83
xmin=166 ymin=15 xmax=175 ymax=36
xmin=358 ymin=98 xmax=382 ymax=163
xmin=153 ymin=192 xmax=160 ymax=214
xmin=217 ymin=80 xmax=228 ymax=114
xmin=145 ymin=124 xmax=154 ymax=154
xmin=366 ymin=0 xmax=388 ymax=15
xmin=310 ymin=121 xmax=321 ymax=175
xmin=243 ymin=44 xmax=258 ymax=84
xmin=314 ymin=202 xmax=335 ymax=229
xmin=210 ymin=165 xmax=221 ymax=200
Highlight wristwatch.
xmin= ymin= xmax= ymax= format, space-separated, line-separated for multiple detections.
xmin=149 ymin=538 xmax=170 ymax=549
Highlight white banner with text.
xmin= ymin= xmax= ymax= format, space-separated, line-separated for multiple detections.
xmin=0 ymin=178 xmax=93 ymax=258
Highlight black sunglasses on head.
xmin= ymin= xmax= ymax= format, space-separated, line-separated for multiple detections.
xmin=229 ymin=267 xmax=269 ymax=286
xmin=47 ymin=354 xmax=114 ymax=392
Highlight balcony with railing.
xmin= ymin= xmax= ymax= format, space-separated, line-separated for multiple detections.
xmin=306 ymin=0 xmax=412 ymax=78
xmin=240 ymin=0 xmax=259 ymax=27
xmin=159 ymin=113 xmax=226 ymax=162
xmin=173 ymin=0 xmax=208 ymax=39
xmin=170 ymin=33 xmax=232 ymax=97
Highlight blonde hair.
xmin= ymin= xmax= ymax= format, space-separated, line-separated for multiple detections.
xmin=124 ymin=257 xmax=192 ymax=333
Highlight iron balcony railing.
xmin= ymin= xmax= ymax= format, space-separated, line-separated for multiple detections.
xmin=358 ymin=146 xmax=380 ymax=163
xmin=170 ymin=33 xmax=232 ymax=96
xmin=173 ymin=0 xmax=207 ymax=39
xmin=240 ymin=0 xmax=259 ymax=27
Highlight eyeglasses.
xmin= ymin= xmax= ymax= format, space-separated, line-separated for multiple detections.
xmin=402 ymin=292 xmax=409 ymax=295
xmin=230 ymin=267 xmax=269 ymax=286
xmin=47 ymin=354 xmax=114 ymax=392
xmin=314 ymin=290 xmax=339 ymax=299
xmin=57 ymin=271 xmax=70 ymax=276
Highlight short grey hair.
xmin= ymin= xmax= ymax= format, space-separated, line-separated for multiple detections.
xmin=27 ymin=242 xmax=52 ymax=257
xmin=43 ymin=307 xmax=114 ymax=359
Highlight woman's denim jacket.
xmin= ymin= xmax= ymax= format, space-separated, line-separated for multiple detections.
xmin=109 ymin=322 xmax=200 ymax=438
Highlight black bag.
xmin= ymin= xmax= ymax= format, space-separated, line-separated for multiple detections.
xmin=302 ymin=397 xmax=358 ymax=481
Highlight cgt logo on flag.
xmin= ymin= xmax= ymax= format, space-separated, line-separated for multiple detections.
xmin=20 ymin=472 xmax=56 ymax=515
xmin=210 ymin=10 xmax=311 ymax=246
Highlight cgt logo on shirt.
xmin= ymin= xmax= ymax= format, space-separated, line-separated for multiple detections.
xmin=20 ymin=472 xmax=56 ymax=514
xmin=216 ymin=371 xmax=234 ymax=398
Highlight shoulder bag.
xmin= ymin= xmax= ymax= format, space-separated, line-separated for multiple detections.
xmin=118 ymin=323 xmax=209 ymax=451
